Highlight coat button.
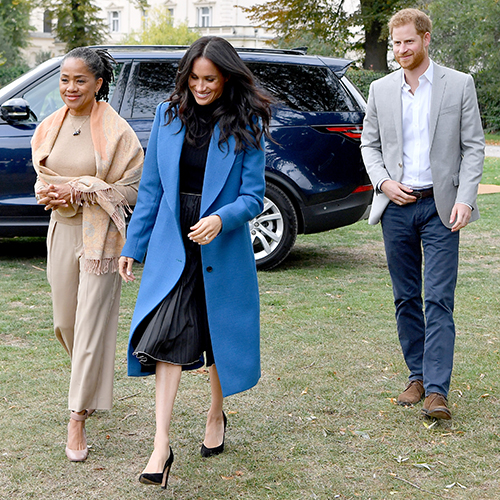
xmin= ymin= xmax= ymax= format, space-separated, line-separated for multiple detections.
xmin=398 ymin=162 xmax=403 ymax=168
xmin=206 ymin=266 xmax=213 ymax=273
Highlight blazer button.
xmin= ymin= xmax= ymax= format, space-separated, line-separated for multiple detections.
xmin=398 ymin=162 xmax=403 ymax=168
xmin=206 ymin=266 xmax=213 ymax=273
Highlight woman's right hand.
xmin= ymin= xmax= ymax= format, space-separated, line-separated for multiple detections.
xmin=119 ymin=256 xmax=136 ymax=282
xmin=36 ymin=183 xmax=71 ymax=211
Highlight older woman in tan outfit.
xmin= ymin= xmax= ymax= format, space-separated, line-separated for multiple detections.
xmin=32 ymin=47 xmax=143 ymax=461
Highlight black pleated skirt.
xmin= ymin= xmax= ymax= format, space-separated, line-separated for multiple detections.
xmin=131 ymin=193 xmax=214 ymax=371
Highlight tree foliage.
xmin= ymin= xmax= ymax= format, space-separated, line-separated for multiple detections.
xmin=122 ymin=7 xmax=199 ymax=46
xmin=45 ymin=0 xmax=108 ymax=50
xmin=430 ymin=0 xmax=500 ymax=132
xmin=242 ymin=0 xmax=416 ymax=70
xmin=0 ymin=0 xmax=32 ymax=85
xmin=242 ymin=0 xmax=350 ymax=57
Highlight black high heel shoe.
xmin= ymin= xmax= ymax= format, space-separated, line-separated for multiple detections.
xmin=201 ymin=412 xmax=227 ymax=458
xmin=139 ymin=446 xmax=174 ymax=489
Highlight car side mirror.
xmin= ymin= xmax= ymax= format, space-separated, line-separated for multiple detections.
xmin=1 ymin=98 xmax=31 ymax=122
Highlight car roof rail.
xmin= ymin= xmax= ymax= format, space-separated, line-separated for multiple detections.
xmin=235 ymin=47 xmax=308 ymax=55
xmin=87 ymin=44 xmax=309 ymax=56
xmin=87 ymin=45 xmax=190 ymax=51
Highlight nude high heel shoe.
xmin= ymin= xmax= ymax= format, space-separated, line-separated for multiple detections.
xmin=65 ymin=410 xmax=89 ymax=462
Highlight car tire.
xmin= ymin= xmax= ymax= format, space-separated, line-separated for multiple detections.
xmin=250 ymin=183 xmax=298 ymax=271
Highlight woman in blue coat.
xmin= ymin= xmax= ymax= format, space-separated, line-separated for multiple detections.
xmin=118 ymin=36 xmax=272 ymax=489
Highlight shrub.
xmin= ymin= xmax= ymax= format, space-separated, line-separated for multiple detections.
xmin=346 ymin=68 xmax=387 ymax=100
xmin=0 ymin=63 xmax=29 ymax=87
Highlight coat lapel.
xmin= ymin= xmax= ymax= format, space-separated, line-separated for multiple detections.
xmin=159 ymin=118 xmax=185 ymax=217
xmin=200 ymin=124 xmax=236 ymax=216
xmin=429 ymin=64 xmax=446 ymax=150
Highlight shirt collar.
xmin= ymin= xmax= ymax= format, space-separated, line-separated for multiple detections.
xmin=401 ymin=60 xmax=434 ymax=89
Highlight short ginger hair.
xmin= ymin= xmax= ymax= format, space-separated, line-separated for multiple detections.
xmin=389 ymin=8 xmax=432 ymax=37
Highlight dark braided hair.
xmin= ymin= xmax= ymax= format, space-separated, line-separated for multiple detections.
xmin=62 ymin=47 xmax=116 ymax=102
xmin=166 ymin=36 xmax=273 ymax=152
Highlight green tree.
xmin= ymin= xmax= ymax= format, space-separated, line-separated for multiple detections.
xmin=46 ymin=0 xmax=108 ymax=50
xmin=242 ymin=0 xmax=419 ymax=70
xmin=123 ymin=6 xmax=199 ymax=46
xmin=0 ymin=0 xmax=32 ymax=85
xmin=242 ymin=0 xmax=350 ymax=58
xmin=430 ymin=0 xmax=500 ymax=131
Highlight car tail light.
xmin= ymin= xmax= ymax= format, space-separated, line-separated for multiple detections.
xmin=326 ymin=125 xmax=363 ymax=139
xmin=352 ymin=184 xmax=373 ymax=193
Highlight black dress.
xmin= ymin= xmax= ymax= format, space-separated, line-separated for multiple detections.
xmin=131 ymin=102 xmax=221 ymax=371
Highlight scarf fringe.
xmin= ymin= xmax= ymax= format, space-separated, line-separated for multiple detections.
xmin=70 ymin=186 xmax=133 ymax=231
xmin=82 ymin=257 xmax=119 ymax=275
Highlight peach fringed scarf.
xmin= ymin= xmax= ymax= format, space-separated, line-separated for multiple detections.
xmin=32 ymin=102 xmax=143 ymax=274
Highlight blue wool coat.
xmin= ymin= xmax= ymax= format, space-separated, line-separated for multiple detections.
xmin=121 ymin=103 xmax=265 ymax=397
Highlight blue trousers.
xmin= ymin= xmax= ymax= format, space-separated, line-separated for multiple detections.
xmin=381 ymin=197 xmax=459 ymax=397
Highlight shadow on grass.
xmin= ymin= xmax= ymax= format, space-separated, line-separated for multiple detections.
xmin=271 ymin=244 xmax=386 ymax=272
xmin=0 ymin=237 xmax=47 ymax=260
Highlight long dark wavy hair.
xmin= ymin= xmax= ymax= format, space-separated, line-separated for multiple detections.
xmin=62 ymin=47 xmax=115 ymax=102
xmin=165 ymin=36 xmax=273 ymax=152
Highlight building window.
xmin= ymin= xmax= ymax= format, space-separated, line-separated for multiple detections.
xmin=168 ymin=8 xmax=174 ymax=17
xmin=197 ymin=7 xmax=212 ymax=27
xmin=108 ymin=11 xmax=121 ymax=33
xmin=43 ymin=10 xmax=53 ymax=33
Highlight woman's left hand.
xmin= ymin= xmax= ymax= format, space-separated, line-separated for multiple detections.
xmin=36 ymin=183 xmax=72 ymax=211
xmin=188 ymin=215 xmax=222 ymax=245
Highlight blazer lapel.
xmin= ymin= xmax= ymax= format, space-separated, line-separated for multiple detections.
xmin=200 ymin=125 xmax=236 ymax=216
xmin=429 ymin=64 xmax=446 ymax=150
xmin=391 ymin=69 xmax=404 ymax=157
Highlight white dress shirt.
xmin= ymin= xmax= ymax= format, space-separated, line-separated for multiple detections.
xmin=400 ymin=61 xmax=433 ymax=188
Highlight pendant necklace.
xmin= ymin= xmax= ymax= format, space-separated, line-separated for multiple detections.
xmin=70 ymin=114 xmax=91 ymax=136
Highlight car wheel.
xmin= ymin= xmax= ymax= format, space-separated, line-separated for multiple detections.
xmin=249 ymin=183 xmax=298 ymax=270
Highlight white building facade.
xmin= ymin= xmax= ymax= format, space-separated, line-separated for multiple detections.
xmin=25 ymin=0 xmax=273 ymax=66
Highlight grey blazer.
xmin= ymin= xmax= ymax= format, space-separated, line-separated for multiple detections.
xmin=361 ymin=63 xmax=485 ymax=227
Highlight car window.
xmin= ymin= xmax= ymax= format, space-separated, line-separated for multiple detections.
xmin=23 ymin=72 xmax=63 ymax=122
xmin=246 ymin=62 xmax=355 ymax=113
xmin=131 ymin=62 xmax=178 ymax=118
xmin=22 ymin=63 xmax=123 ymax=123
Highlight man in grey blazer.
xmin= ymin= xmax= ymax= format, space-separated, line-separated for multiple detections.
xmin=361 ymin=8 xmax=484 ymax=419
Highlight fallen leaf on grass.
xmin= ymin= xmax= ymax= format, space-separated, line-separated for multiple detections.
xmin=413 ymin=463 xmax=432 ymax=471
xmin=423 ymin=420 xmax=437 ymax=429
xmin=301 ymin=387 xmax=308 ymax=395
xmin=194 ymin=368 xmax=209 ymax=374
xmin=446 ymin=482 xmax=467 ymax=489
xmin=395 ymin=455 xmax=409 ymax=463
xmin=352 ymin=430 xmax=370 ymax=439
xmin=481 ymin=394 xmax=490 ymax=398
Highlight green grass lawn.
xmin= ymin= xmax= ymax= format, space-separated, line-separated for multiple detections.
xmin=1 ymin=178 xmax=499 ymax=498
xmin=485 ymin=133 xmax=500 ymax=144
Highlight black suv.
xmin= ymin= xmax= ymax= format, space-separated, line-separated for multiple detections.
xmin=0 ymin=46 xmax=372 ymax=269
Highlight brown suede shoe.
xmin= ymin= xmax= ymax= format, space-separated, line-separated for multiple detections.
xmin=397 ymin=379 xmax=424 ymax=406
xmin=422 ymin=392 xmax=452 ymax=420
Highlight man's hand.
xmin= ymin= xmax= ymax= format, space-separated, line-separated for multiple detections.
xmin=450 ymin=203 xmax=472 ymax=232
xmin=380 ymin=180 xmax=417 ymax=205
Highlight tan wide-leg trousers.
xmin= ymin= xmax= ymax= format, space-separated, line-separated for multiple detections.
xmin=47 ymin=218 xmax=122 ymax=411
